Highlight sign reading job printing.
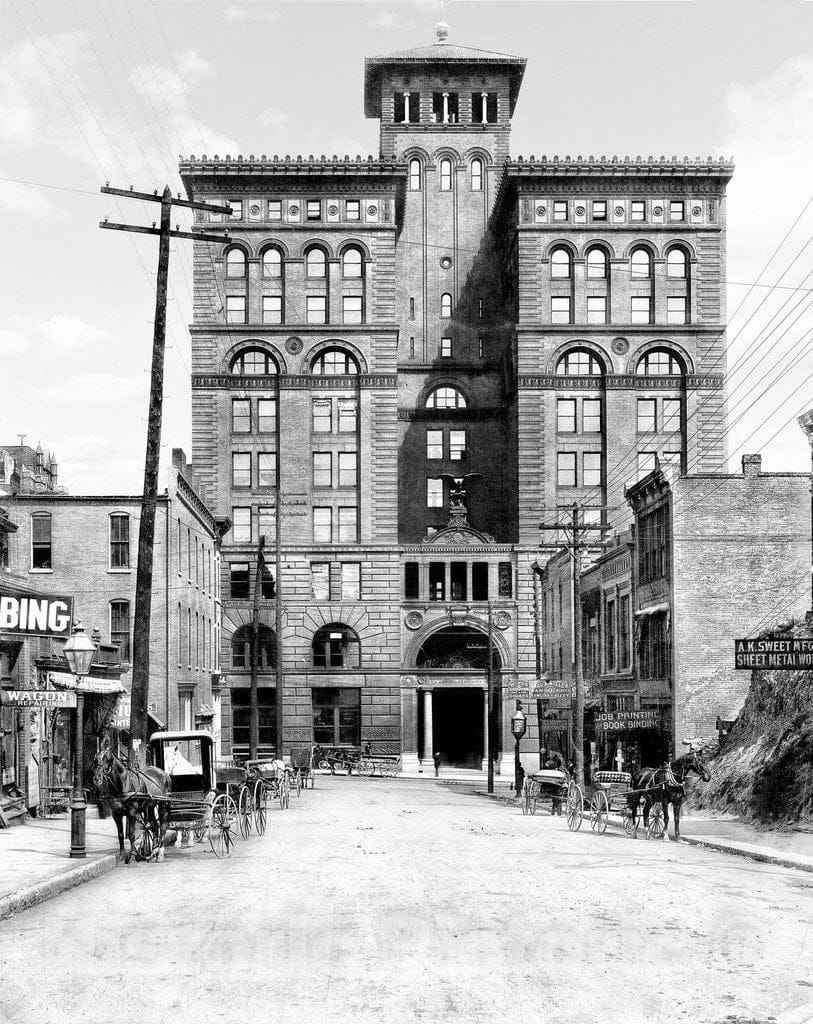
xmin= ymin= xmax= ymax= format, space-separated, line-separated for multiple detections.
xmin=0 ymin=690 xmax=77 ymax=709
xmin=595 ymin=710 xmax=659 ymax=732
xmin=0 ymin=589 xmax=74 ymax=638
xmin=735 ymin=638 xmax=813 ymax=670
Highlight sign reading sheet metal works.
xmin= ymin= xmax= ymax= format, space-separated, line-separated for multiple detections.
xmin=0 ymin=589 xmax=74 ymax=638
xmin=735 ymin=638 xmax=813 ymax=670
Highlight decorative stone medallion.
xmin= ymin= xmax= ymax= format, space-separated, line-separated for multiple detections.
xmin=289 ymin=204 xmax=299 ymax=215
xmin=367 ymin=204 xmax=377 ymax=216
xmin=575 ymin=204 xmax=586 ymax=216
xmin=494 ymin=611 xmax=511 ymax=630
xmin=692 ymin=205 xmax=702 ymax=216
xmin=439 ymin=256 xmax=452 ymax=269
xmin=328 ymin=204 xmax=339 ymax=216
xmin=653 ymin=205 xmax=663 ymax=216
xmin=249 ymin=203 xmax=260 ymax=216
xmin=611 ymin=337 xmax=629 ymax=355
xmin=615 ymin=205 xmax=624 ymax=216
xmin=285 ymin=337 xmax=303 ymax=354
xmin=405 ymin=611 xmax=424 ymax=630
xmin=536 ymin=204 xmax=546 ymax=217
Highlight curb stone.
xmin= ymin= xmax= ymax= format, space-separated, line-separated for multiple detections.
xmin=0 ymin=852 xmax=118 ymax=923
xmin=680 ymin=835 xmax=813 ymax=874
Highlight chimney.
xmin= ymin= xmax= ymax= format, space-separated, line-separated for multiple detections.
xmin=742 ymin=454 xmax=762 ymax=477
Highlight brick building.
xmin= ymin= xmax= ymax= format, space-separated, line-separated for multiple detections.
xmin=0 ymin=443 xmax=62 ymax=497
xmin=180 ymin=25 xmax=735 ymax=771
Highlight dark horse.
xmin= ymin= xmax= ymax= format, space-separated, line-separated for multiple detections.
xmin=628 ymin=750 xmax=711 ymax=842
xmin=93 ymin=743 xmax=171 ymax=864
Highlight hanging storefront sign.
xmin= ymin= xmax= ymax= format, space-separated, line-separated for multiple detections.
xmin=595 ymin=710 xmax=659 ymax=731
xmin=533 ymin=679 xmax=573 ymax=699
xmin=0 ymin=589 xmax=74 ymax=638
xmin=0 ymin=690 xmax=77 ymax=709
xmin=734 ymin=638 xmax=813 ymax=670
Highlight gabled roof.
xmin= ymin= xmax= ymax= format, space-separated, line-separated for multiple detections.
xmin=364 ymin=42 xmax=527 ymax=117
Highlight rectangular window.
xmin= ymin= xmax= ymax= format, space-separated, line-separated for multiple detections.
xmin=472 ymin=562 xmax=489 ymax=601
xmin=605 ymin=598 xmax=617 ymax=671
xmin=553 ymin=200 xmax=568 ymax=222
xmin=662 ymin=451 xmax=682 ymax=470
xmin=312 ymin=507 xmax=332 ymax=542
xmin=311 ymin=562 xmax=330 ymax=600
xmin=426 ymin=429 xmax=443 ymax=460
xmin=338 ymin=507 xmax=357 ymax=542
xmin=586 ymin=296 xmax=607 ymax=324
xmin=258 ymin=452 xmax=277 ymax=488
xmin=449 ymin=430 xmax=466 ymax=461
xmin=450 ymin=562 xmax=467 ymax=601
xmin=262 ymin=295 xmax=282 ymax=324
xmin=232 ymin=507 xmax=252 ymax=543
xmin=268 ymin=199 xmax=282 ymax=220
xmin=551 ymin=296 xmax=571 ymax=324
xmin=232 ymin=687 xmax=276 ymax=752
xmin=429 ymin=562 xmax=445 ymax=601
xmin=229 ymin=200 xmax=243 ymax=220
xmin=258 ymin=398 xmax=276 ymax=433
xmin=230 ymin=562 xmax=250 ymax=600
xmin=110 ymin=601 xmax=131 ymax=663
xmin=498 ymin=562 xmax=513 ymax=598
xmin=583 ymin=398 xmax=601 ymax=433
xmin=630 ymin=200 xmax=646 ymax=222
xmin=592 ymin=200 xmax=607 ymax=220
xmin=232 ymin=452 xmax=251 ymax=487
xmin=637 ymin=451 xmax=657 ymax=480
xmin=662 ymin=398 xmax=681 ymax=433
xmin=312 ymin=688 xmax=361 ymax=746
xmin=306 ymin=199 xmax=321 ymax=220
xmin=340 ymin=562 xmax=361 ymax=600
xmin=427 ymin=478 xmax=444 ymax=507
xmin=583 ymin=452 xmax=602 ymax=487
xmin=478 ymin=337 xmax=484 ymax=358
xmin=337 ymin=398 xmax=357 ymax=433
xmin=440 ymin=336 xmax=452 ymax=358
xmin=346 ymin=199 xmax=360 ymax=221
xmin=343 ymin=296 xmax=363 ymax=324
xmin=557 ymin=398 xmax=576 ymax=433
xmin=619 ymin=593 xmax=631 ymax=669
xmin=404 ymin=562 xmax=420 ymax=600
xmin=338 ymin=452 xmax=357 ymax=488
xmin=557 ymin=452 xmax=577 ymax=487
xmin=225 ymin=296 xmax=246 ymax=324
xmin=258 ymin=505 xmax=276 ymax=541
xmin=667 ymin=296 xmax=687 ymax=324
xmin=312 ymin=398 xmax=332 ymax=433
xmin=637 ymin=399 xmax=657 ymax=433
xmin=306 ymin=296 xmax=326 ymax=324
xmin=232 ymin=398 xmax=251 ymax=433
xmin=630 ymin=296 xmax=651 ymax=324
xmin=110 ymin=514 xmax=130 ymax=569
xmin=669 ymin=200 xmax=685 ymax=221
xmin=313 ymin=452 xmax=332 ymax=487
xmin=639 ymin=506 xmax=670 ymax=584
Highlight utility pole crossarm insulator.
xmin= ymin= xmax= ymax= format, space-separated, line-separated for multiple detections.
xmin=99 ymin=222 xmax=161 ymax=236
xmin=101 ymin=185 xmax=232 ymax=218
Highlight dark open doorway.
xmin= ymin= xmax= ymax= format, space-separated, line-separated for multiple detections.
xmin=432 ymin=688 xmax=484 ymax=769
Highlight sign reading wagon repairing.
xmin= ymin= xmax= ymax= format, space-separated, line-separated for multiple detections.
xmin=734 ymin=638 xmax=813 ymax=670
xmin=0 ymin=589 xmax=74 ymax=638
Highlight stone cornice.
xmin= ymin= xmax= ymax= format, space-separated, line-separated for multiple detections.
xmin=506 ymin=156 xmax=734 ymax=179
xmin=192 ymin=373 xmax=398 ymax=390
xmin=398 ymin=406 xmax=507 ymax=421
xmin=189 ymin=323 xmax=400 ymax=335
xmin=517 ymin=373 xmax=723 ymax=390
xmin=180 ymin=156 xmax=407 ymax=178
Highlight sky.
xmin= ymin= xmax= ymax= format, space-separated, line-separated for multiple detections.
xmin=2 ymin=0 xmax=813 ymax=494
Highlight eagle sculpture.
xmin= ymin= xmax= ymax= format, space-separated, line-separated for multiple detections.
xmin=438 ymin=473 xmax=484 ymax=507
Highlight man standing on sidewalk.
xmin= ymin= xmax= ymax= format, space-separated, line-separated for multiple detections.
xmin=433 ymin=751 xmax=441 ymax=777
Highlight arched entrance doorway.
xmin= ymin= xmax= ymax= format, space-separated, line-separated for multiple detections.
xmin=415 ymin=626 xmax=502 ymax=769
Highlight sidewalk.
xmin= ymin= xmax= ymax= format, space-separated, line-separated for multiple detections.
xmin=0 ymin=807 xmax=119 ymax=922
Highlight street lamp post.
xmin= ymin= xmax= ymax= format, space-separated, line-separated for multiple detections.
xmin=63 ymin=621 xmax=96 ymax=858
xmin=511 ymin=700 xmax=527 ymax=798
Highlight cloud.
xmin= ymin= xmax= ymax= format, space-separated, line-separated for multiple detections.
xmin=223 ymin=4 xmax=280 ymax=25
xmin=258 ymin=109 xmax=291 ymax=132
xmin=0 ymin=315 xmax=113 ymax=357
xmin=0 ymin=179 xmax=59 ymax=219
xmin=31 ymin=373 xmax=145 ymax=406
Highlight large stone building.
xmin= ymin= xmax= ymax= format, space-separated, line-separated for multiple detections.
xmin=180 ymin=26 xmax=734 ymax=771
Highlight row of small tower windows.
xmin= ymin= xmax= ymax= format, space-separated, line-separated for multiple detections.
xmin=393 ymin=91 xmax=498 ymax=125
xmin=408 ymin=157 xmax=484 ymax=191
xmin=549 ymin=246 xmax=689 ymax=279
xmin=225 ymin=246 xmax=364 ymax=279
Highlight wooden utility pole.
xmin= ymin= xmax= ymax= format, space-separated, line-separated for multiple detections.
xmin=249 ymin=535 xmax=266 ymax=760
xmin=486 ymin=600 xmax=495 ymax=794
xmin=275 ymin=484 xmax=283 ymax=760
xmin=539 ymin=503 xmax=610 ymax=788
xmin=100 ymin=185 xmax=231 ymax=755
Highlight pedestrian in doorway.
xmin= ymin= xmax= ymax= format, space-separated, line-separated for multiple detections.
xmin=433 ymin=751 xmax=441 ymax=777
xmin=516 ymin=761 xmax=525 ymax=799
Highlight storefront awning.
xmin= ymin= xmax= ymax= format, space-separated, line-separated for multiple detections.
xmin=47 ymin=671 xmax=125 ymax=696
xmin=635 ymin=603 xmax=670 ymax=617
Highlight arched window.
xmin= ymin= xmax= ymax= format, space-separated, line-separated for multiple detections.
xmin=312 ymin=623 xmax=360 ymax=670
xmin=666 ymin=247 xmax=688 ymax=279
xmin=409 ymin=158 xmax=422 ymax=191
xmin=426 ymin=385 xmax=467 ymax=409
xmin=262 ymin=247 xmax=282 ymax=278
xmin=342 ymin=247 xmax=363 ymax=279
xmin=586 ymin=247 xmax=608 ymax=279
xmin=231 ymin=624 xmax=276 ymax=670
xmin=550 ymin=248 xmax=572 ymax=279
xmin=555 ymin=348 xmax=604 ymax=376
xmin=630 ymin=248 xmax=651 ymax=278
xmin=225 ymin=247 xmax=246 ymax=278
xmin=311 ymin=348 xmax=359 ymax=375
xmin=636 ymin=348 xmax=684 ymax=376
xmin=470 ymin=158 xmax=483 ymax=191
xmin=439 ymin=158 xmax=452 ymax=191
xmin=230 ymin=348 xmax=279 ymax=375
xmin=305 ymin=247 xmax=327 ymax=279
xmin=440 ymin=293 xmax=452 ymax=318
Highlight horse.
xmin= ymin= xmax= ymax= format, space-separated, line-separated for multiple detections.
xmin=93 ymin=743 xmax=171 ymax=864
xmin=627 ymin=750 xmax=711 ymax=842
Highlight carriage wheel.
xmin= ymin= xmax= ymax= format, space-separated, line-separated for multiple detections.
xmin=590 ymin=790 xmax=609 ymax=835
xmin=238 ymin=784 xmax=253 ymax=840
xmin=623 ymin=808 xmax=635 ymax=836
xmin=132 ymin=811 xmax=154 ymax=860
xmin=281 ymin=773 xmax=290 ymax=810
xmin=647 ymin=803 xmax=666 ymax=840
xmin=192 ymin=820 xmax=207 ymax=844
xmin=317 ymin=758 xmax=331 ymax=771
xmin=359 ymin=759 xmax=374 ymax=778
xmin=521 ymin=779 xmax=531 ymax=815
xmin=565 ymin=782 xmax=584 ymax=832
xmin=209 ymin=794 xmax=236 ymax=859
xmin=253 ymin=780 xmax=268 ymax=835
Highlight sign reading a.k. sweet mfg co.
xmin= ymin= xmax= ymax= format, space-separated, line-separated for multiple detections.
xmin=0 ymin=589 xmax=74 ymax=638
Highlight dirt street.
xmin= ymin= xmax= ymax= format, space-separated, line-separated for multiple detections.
xmin=1 ymin=777 xmax=812 ymax=1024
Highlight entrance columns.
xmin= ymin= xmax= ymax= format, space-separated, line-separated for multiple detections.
xmin=400 ymin=687 xmax=420 ymax=773
xmin=421 ymin=689 xmax=434 ymax=760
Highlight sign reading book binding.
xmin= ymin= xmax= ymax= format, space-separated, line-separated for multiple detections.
xmin=595 ymin=711 xmax=659 ymax=732
xmin=0 ymin=589 xmax=74 ymax=638
xmin=734 ymin=638 xmax=813 ymax=670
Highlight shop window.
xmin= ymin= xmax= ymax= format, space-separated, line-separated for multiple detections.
xmin=312 ymin=687 xmax=361 ymax=746
xmin=312 ymin=625 xmax=360 ymax=669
